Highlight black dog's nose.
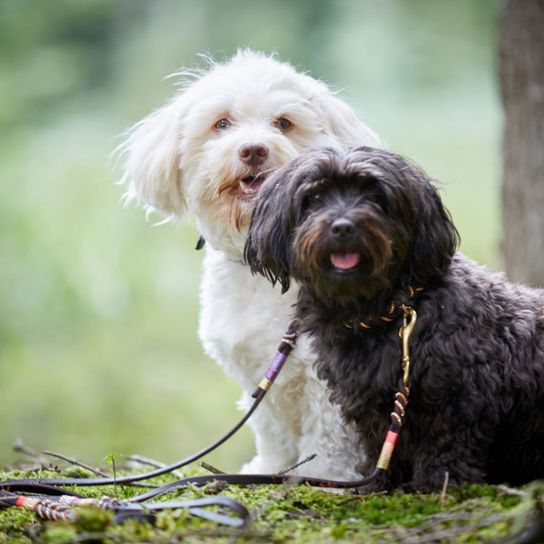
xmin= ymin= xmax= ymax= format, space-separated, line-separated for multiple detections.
xmin=239 ymin=143 xmax=269 ymax=166
xmin=330 ymin=218 xmax=355 ymax=239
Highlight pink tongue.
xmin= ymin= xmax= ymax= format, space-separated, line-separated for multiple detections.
xmin=330 ymin=252 xmax=361 ymax=270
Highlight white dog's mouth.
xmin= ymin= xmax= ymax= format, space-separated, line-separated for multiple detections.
xmin=218 ymin=170 xmax=270 ymax=203
xmin=238 ymin=174 xmax=268 ymax=201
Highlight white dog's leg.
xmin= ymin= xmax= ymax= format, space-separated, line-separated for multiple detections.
xmin=238 ymin=391 xmax=299 ymax=474
xmin=293 ymin=372 xmax=366 ymax=481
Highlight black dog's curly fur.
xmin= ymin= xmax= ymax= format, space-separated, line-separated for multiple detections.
xmin=245 ymin=147 xmax=544 ymax=490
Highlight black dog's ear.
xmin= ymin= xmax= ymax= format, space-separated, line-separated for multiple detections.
xmin=246 ymin=147 xmax=342 ymax=293
xmin=348 ymin=148 xmax=459 ymax=288
xmin=401 ymin=165 xmax=460 ymax=288
xmin=244 ymin=177 xmax=293 ymax=293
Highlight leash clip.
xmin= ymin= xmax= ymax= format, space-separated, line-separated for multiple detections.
xmin=399 ymin=305 xmax=417 ymax=386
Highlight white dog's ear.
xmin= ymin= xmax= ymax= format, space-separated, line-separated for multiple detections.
xmin=315 ymin=91 xmax=384 ymax=149
xmin=120 ymin=97 xmax=186 ymax=217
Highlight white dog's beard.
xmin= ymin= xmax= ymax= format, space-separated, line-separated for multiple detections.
xmin=197 ymin=162 xmax=278 ymax=232
xmin=197 ymin=177 xmax=256 ymax=232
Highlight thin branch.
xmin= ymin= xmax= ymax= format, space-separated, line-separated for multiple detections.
xmin=126 ymin=454 xmax=184 ymax=478
xmin=440 ymin=470 xmax=449 ymax=507
xmin=201 ymin=462 xmax=226 ymax=475
xmin=497 ymin=484 xmax=528 ymax=497
xmin=12 ymin=439 xmax=42 ymax=459
xmin=43 ymin=450 xmax=111 ymax=478
xmin=278 ymin=454 xmax=317 ymax=475
xmin=14 ymin=464 xmax=48 ymax=474
xmin=391 ymin=512 xmax=503 ymax=544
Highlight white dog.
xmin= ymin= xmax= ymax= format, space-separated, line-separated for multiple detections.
xmin=120 ymin=50 xmax=382 ymax=479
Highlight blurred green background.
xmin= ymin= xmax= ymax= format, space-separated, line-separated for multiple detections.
xmin=0 ymin=0 xmax=500 ymax=470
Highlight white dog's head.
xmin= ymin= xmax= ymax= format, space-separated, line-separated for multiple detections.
xmin=120 ymin=49 xmax=382 ymax=259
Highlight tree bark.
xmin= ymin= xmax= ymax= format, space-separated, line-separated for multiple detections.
xmin=500 ymin=0 xmax=544 ymax=286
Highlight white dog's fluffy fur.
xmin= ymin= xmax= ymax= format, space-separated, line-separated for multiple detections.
xmin=121 ymin=50 xmax=382 ymax=478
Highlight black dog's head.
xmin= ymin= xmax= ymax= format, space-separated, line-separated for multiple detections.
xmin=245 ymin=147 xmax=459 ymax=301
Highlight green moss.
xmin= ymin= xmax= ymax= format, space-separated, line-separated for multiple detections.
xmin=73 ymin=506 xmax=113 ymax=532
xmin=0 ymin=504 xmax=39 ymax=544
xmin=62 ymin=466 xmax=97 ymax=479
xmin=1 ymin=466 xmax=541 ymax=544
xmin=42 ymin=525 xmax=78 ymax=544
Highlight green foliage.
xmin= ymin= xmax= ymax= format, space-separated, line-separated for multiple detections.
xmin=0 ymin=3 xmax=519 ymax=542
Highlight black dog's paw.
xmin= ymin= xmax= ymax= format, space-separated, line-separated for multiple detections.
xmin=350 ymin=472 xmax=391 ymax=495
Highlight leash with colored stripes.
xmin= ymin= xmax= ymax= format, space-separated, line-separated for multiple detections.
xmin=0 ymin=308 xmax=416 ymax=526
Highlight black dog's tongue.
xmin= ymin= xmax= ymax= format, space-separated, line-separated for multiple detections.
xmin=330 ymin=253 xmax=361 ymax=270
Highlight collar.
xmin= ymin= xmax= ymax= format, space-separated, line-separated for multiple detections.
xmin=195 ymin=235 xmax=248 ymax=266
xmin=343 ymin=285 xmax=423 ymax=331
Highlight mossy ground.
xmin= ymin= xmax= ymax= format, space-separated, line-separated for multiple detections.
xmin=1 ymin=464 xmax=542 ymax=544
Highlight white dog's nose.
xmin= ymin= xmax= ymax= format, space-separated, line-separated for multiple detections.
xmin=239 ymin=143 xmax=269 ymax=166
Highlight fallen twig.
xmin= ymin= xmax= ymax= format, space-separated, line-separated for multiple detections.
xmin=279 ymin=454 xmax=317 ymax=475
xmin=12 ymin=438 xmax=42 ymax=459
xmin=126 ymin=454 xmax=184 ymax=478
xmin=43 ymin=450 xmax=111 ymax=478
xmin=497 ymin=484 xmax=528 ymax=498
xmin=440 ymin=470 xmax=450 ymax=507
xmin=201 ymin=462 xmax=226 ymax=475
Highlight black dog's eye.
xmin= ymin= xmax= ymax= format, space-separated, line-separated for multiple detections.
xmin=359 ymin=179 xmax=389 ymax=214
xmin=367 ymin=190 xmax=389 ymax=214
xmin=301 ymin=192 xmax=322 ymax=212
xmin=275 ymin=117 xmax=293 ymax=131
xmin=214 ymin=118 xmax=231 ymax=130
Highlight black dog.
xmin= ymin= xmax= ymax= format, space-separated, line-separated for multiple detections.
xmin=245 ymin=147 xmax=544 ymax=490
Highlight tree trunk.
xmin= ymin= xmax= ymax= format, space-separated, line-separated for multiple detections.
xmin=500 ymin=0 xmax=544 ymax=287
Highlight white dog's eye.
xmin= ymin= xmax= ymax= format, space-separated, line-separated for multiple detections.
xmin=275 ymin=117 xmax=292 ymax=131
xmin=214 ymin=118 xmax=231 ymax=130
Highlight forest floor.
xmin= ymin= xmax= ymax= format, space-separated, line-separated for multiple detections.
xmin=1 ymin=457 xmax=543 ymax=544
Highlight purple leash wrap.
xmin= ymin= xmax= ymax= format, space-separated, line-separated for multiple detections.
xmin=265 ymin=351 xmax=288 ymax=381
xmin=253 ymin=327 xmax=298 ymax=397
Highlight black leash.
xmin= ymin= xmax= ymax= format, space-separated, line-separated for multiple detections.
xmin=0 ymin=325 xmax=299 ymax=527
xmin=1 ymin=326 xmax=297 ymax=490
xmin=0 ymin=308 xmax=417 ymax=527
xmin=0 ymin=489 xmax=248 ymax=526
